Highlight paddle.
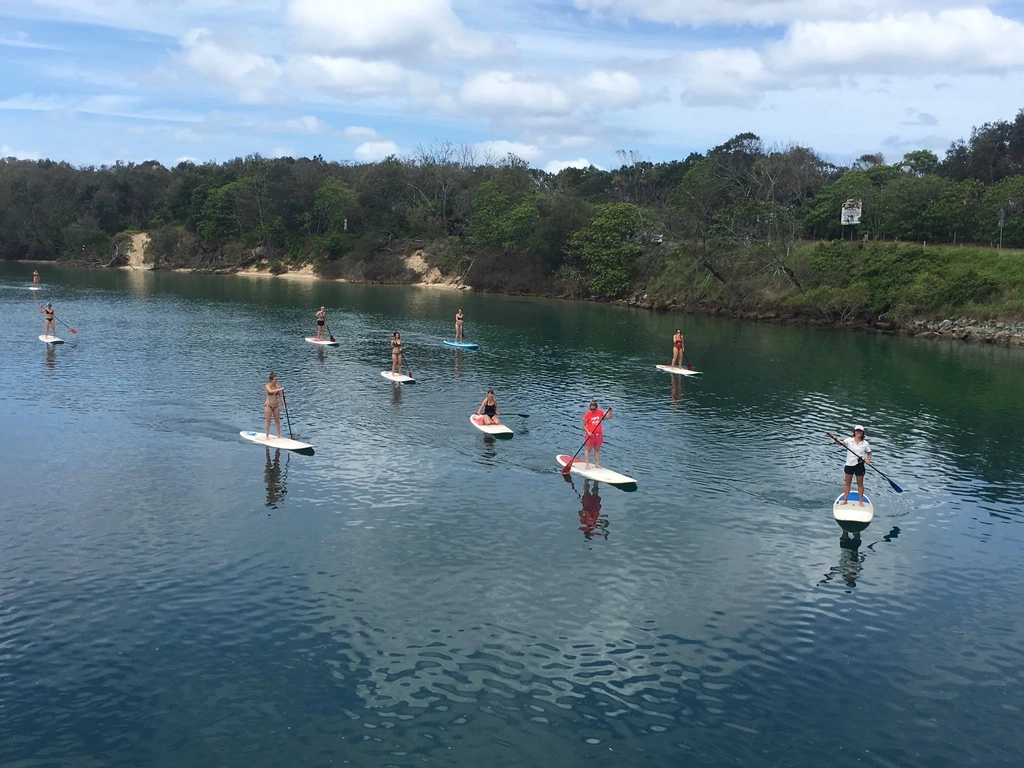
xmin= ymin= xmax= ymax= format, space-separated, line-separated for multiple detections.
xmin=52 ymin=314 xmax=77 ymax=334
xmin=682 ymin=350 xmax=694 ymax=371
xmin=828 ymin=432 xmax=903 ymax=493
xmin=562 ymin=407 xmax=610 ymax=476
xmin=282 ymin=392 xmax=295 ymax=440
xmin=325 ymin=320 xmax=335 ymax=343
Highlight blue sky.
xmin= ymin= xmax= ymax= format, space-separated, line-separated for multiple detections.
xmin=2 ymin=0 xmax=1024 ymax=171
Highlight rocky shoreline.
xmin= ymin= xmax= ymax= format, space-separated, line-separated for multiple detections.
xmin=617 ymin=294 xmax=1024 ymax=347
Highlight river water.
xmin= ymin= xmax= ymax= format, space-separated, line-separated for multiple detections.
xmin=2 ymin=264 xmax=1023 ymax=767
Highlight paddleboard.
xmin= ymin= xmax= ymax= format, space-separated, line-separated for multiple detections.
xmin=555 ymin=454 xmax=637 ymax=488
xmin=470 ymin=414 xmax=513 ymax=437
xmin=444 ymin=340 xmax=479 ymax=350
xmin=39 ymin=335 xmax=63 ymax=344
xmin=29 ymin=286 xmax=42 ymax=291
xmin=239 ymin=431 xmax=314 ymax=453
xmin=656 ymin=364 xmax=702 ymax=377
xmin=305 ymin=336 xmax=339 ymax=346
xmin=381 ymin=371 xmax=415 ymax=383
xmin=832 ymin=491 xmax=874 ymax=532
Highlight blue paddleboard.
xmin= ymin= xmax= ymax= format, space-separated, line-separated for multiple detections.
xmin=443 ymin=340 xmax=479 ymax=350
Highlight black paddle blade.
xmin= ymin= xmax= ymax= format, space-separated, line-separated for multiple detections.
xmin=889 ymin=480 xmax=904 ymax=493
xmin=329 ymin=335 xmax=335 ymax=342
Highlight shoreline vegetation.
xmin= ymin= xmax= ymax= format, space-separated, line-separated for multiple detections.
xmin=3 ymin=109 xmax=1024 ymax=346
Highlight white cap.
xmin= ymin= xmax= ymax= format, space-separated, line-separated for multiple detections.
xmin=854 ymin=425 xmax=865 ymax=432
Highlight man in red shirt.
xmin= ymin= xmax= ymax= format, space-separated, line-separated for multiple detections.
xmin=582 ymin=399 xmax=613 ymax=468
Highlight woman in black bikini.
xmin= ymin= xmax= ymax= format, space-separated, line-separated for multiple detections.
xmin=40 ymin=302 xmax=56 ymax=338
xmin=455 ymin=308 xmax=464 ymax=341
xmin=315 ymin=307 xmax=327 ymax=339
xmin=476 ymin=389 xmax=501 ymax=425
xmin=264 ymin=371 xmax=285 ymax=439
xmin=390 ymin=332 xmax=404 ymax=375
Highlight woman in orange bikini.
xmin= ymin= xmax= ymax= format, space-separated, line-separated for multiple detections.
xmin=670 ymin=329 xmax=684 ymax=370
xmin=264 ymin=371 xmax=285 ymax=439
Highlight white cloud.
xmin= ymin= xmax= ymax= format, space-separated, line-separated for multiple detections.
xmin=175 ymin=156 xmax=198 ymax=165
xmin=572 ymin=0 xmax=989 ymax=26
xmin=0 ymin=94 xmax=66 ymax=111
xmin=268 ymin=146 xmax=294 ymax=158
xmin=287 ymin=0 xmax=491 ymax=60
xmin=576 ymin=70 xmax=643 ymax=109
xmin=674 ymin=8 xmax=1024 ymax=105
xmin=475 ymin=140 xmax=541 ymax=162
xmin=458 ymin=71 xmax=571 ymax=115
xmin=180 ymin=28 xmax=282 ymax=103
xmin=343 ymin=126 xmax=378 ymax=139
xmin=1 ymin=144 xmax=41 ymax=160
xmin=265 ymin=115 xmax=332 ymax=134
xmin=287 ymin=55 xmax=436 ymax=100
xmin=0 ymin=31 xmax=60 ymax=50
xmin=544 ymin=158 xmax=601 ymax=173
xmin=354 ymin=140 xmax=400 ymax=161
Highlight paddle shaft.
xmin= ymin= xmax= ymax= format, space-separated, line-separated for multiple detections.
xmin=682 ymin=350 xmax=693 ymax=370
xmin=325 ymin=320 xmax=335 ymax=342
xmin=828 ymin=433 xmax=903 ymax=493
xmin=282 ymin=393 xmax=295 ymax=439
xmin=562 ymin=407 xmax=610 ymax=475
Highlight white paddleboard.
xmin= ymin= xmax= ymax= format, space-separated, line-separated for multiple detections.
xmin=470 ymin=414 xmax=513 ymax=437
xmin=556 ymin=454 xmax=637 ymax=487
xmin=305 ymin=336 xmax=339 ymax=346
xmin=444 ymin=340 xmax=479 ymax=350
xmin=39 ymin=335 xmax=63 ymax=344
xmin=656 ymin=364 xmax=702 ymax=377
xmin=832 ymin=491 xmax=874 ymax=532
xmin=29 ymin=286 xmax=42 ymax=291
xmin=239 ymin=431 xmax=314 ymax=453
xmin=381 ymin=371 xmax=415 ymax=383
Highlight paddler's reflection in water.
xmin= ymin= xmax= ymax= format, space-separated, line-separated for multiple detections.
xmin=264 ymin=447 xmax=287 ymax=509
xmin=315 ymin=345 xmax=326 ymax=363
xmin=454 ymin=349 xmax=462 ymax=378
xmin=478 ymin=435 xmax=498 ymax=466
xmin=391 ymin=382 xmax=402 ymax=406
xmin=45 ymin=343 xmax=56 ymax=370
xmin=579 ymin=479 xmax=609 ymax=540
xmin=820 ymin=526 xmax=901 ymax=589
xmin=670 ymin=374 xmax=682 ymax=408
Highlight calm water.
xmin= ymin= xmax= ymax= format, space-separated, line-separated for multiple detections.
xmin=2 ymin=264 xmax=1024 ymax=767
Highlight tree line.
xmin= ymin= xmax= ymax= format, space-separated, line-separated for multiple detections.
xmin=1 ymin=108 xmax=1022 ymax=307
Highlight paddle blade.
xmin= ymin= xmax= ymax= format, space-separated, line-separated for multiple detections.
xmin=68 ymin=327 xmax=77 ymax=334
xmin=561 ymin=460 xmax=573 ymax=476
xmin=687 ymin=363 xmax=692 ymax=370
xmin=889 ymin=479 xmax=904 ymax=493
xmin=329 ymin=334 xmax=335 ymax=342
xmin=517 ymin=413 xmax=530 ymax=418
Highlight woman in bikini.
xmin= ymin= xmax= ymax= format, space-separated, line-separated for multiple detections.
xmin=671 ymin=329 xmax=684 ymax=370
xmin=455 ymin=308 xmax=464 ymax=341
xmin=476 ymin=389 xmax=501 ymax=425
xmin=315 ymin=307 xmax=327 ymax=339
xmin=264 ymin=371 xmax=285 ymax=439
xmin=390 ymin=332 xmax=404 ymax=375
xmin=40 ymin=302 xmax=56 ymax=338
xmin=32 ymin=269 xmax=40 ymax=286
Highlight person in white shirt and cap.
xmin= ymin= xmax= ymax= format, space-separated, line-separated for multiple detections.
xmin=827 ymin=425 xmax=872 ymax=506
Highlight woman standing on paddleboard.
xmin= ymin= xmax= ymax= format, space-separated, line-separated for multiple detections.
xmin=40 ymin=302 xmax=56 ymax=337
xmin=828 ymin=426 xmax=871 ymax=507
xmin=264 ymin=371 xmax=285 ymax=440
xmin=315 ymin=307 xmax=327 ymax=339
xmin=455 ymin=307 xmax=464 ymax=340
xmin=476 ymin=389 xmax=501 ymax=425
xmin=671 ymin=329 xmax=684 ymax=370
xmin=582 ymin=400 xmax=612 ymax=468
xmin=32 ymin=269 xmax=40 ymax=286
xmin=390 ymin=332 xmax=404 ymax=375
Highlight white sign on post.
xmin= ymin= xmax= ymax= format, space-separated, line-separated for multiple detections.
xmin=841 ymin=199 xmax=863 ymax=226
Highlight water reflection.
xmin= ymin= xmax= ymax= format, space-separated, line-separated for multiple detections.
xmin=391 ymin=382 xmax=402 ymax=406
xmin=454 ymin=349 xmax=462 ymax=378
xmin=477 ymin=435 xmax=497 ymax=466
xmin=670 ymin=373 xmax=682 ymax=408
xmin=263 ymin=448 xmax=288 ymax=509
xmin=315 ymin=345 xmax=326 ymax=364
xmin=45 ymin=343 xmax=56 ymax=370
xmin=564 ymin=476 xmax=609 ymax=541
xmin=819 ymin=526 xmax=901 ymax=590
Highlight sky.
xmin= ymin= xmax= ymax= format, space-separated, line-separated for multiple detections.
xmin=2 ymin=0 xmax=1024 ymax=172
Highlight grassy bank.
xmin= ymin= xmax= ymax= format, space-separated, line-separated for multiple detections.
xmin=644 ymin=241 xmax=1024 ymax=324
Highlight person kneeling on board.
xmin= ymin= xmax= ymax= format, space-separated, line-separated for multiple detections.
xmin=582 ymin=400 xmax=613 ymax=469
xmin=828 ymin=426 xmax=871 ymax=507
xmin=476 ymin=389 xmax=501 ymax=425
